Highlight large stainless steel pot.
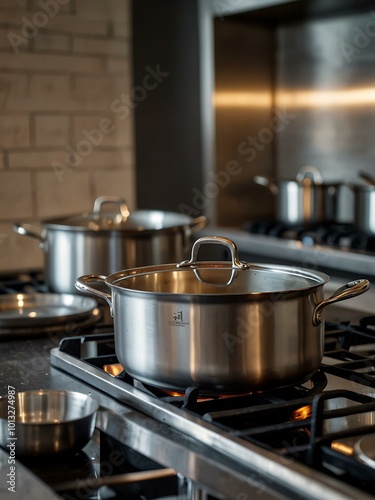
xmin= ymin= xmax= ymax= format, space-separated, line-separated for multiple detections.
xmin=13 ymin=196 xmax=207 ymax=294
xmin=254 ymin=166 xmax=349 ymax=225
xmin=76 ymin=236 xmax=369 ymax=393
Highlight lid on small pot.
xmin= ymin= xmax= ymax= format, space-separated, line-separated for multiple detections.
xmin=109 ymin=236 xmax=329 ymax=295
xmin=43 ymin=196 xmax=207 ymax=233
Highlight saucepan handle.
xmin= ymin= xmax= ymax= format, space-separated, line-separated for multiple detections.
xmin=296 ymin=165 xmax=323 ymax=184
xmin=312 ymin=279 xmax=370 ymax=326
xmin=75 ymin=275 xmax=113 ymax=316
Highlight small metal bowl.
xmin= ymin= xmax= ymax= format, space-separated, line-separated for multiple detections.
xmin=0 ymin=390 xmax=98 ymax=457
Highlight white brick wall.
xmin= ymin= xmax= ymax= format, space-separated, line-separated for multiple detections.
xmin=0 ymin=0 xmax=135 ymax=272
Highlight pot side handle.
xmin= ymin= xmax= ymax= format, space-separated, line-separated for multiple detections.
xmin=13 ymin=222 xmax=44 ymax=242
xmin=312 ymin=279 xmax=370 ymax=326
xmin=75 ymin=275 xmax=113 ymax=316
xmin=190 ymin=215 xmax=208 ymax=232
xmin=253 ymin=175 xmax=279 ymax=195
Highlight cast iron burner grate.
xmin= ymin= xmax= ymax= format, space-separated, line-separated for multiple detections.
xmin=323 ymin=317 xmax=375 ymax=388
xmin=0 ymin=270 xmax=47 ymax=294
xmin=244 ymin=220 xmax=375 ymax=252
xmin=125 ymin=370 xmax=328 ymax=415
xmin=199 ymin=386 xmax=375 ymax=495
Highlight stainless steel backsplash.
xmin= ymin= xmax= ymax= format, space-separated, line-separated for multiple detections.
xmin=213 ymin=5 xmax=375 ymax=225
xmin=276 ymin=10 xmax=375 ymax=182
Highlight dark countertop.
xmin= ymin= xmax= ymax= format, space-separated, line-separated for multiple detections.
xmin=0 ymin=332 xmax=78 ymax=394
xmin=0 ymin=332 xmax=102 ymax=499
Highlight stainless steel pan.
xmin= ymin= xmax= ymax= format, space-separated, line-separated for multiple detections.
xmin=0 ymin=293 xmax=98 ymax=328
xmin=76 ymin=236 xmax=369 ymax=393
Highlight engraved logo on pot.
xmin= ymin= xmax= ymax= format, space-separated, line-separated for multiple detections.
xmin=169 ymin=310 xmax=190 ymax=327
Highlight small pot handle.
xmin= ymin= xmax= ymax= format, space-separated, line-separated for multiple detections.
xmin=253 ymin=175 xmax=279 ymax=195
xmin=296 ymin=166 xmax=323 ymax=185
xmin=358 ymin=171 xmax=375 ymax=187
xmin=189 ymin=215 xmax=208 ymax=232
xmin=312 ymin=279 xmax=370 ymax=326
xmin=75 ymin=275 xmax=113 ymax=316
xmin=178 ymin=236 xmax=249 ymax=270
xmin=13 ymin=222 xmax=46 ymax=249
xmin=92 ymin=196 xmax=130 ymax=221
xmin=13 ymin=222 xmax=44 ymax=241
xmin=177 ymin=236 xmax=250 ymax=285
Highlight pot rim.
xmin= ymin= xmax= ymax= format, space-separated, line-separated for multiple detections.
xmin=40 ymin=210 xmax=207 ymax=234
xmin=105 ymin=262 xmax=331 ymax=296
xmin=0 ymin=390 xmax=99 ymax=424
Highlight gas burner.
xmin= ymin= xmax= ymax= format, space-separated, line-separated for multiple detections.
xmin=114 ymin=365 xmax=328 ymax=415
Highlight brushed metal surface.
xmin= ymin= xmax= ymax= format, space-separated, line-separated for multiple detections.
xmin=276 ymin=11 xmax=375 ymax=188
xmin=205 ymin=3 xmax=375 ymax=225
xmin=44 ymin=228 xmax=192 ymax=294
xmin=113 ymin=288 xmax=325 ymax=392
xmin=213 ymin=17 xmax=275 ymax=226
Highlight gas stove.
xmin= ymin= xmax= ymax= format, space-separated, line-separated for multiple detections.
xmin=2 ymin=253 xmax=375 ymax=499
xmin=48 ymin=316 xmax=375 ymax=499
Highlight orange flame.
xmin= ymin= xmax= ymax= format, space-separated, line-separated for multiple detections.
xmin=291 ymin=405 xmax=312 ymax=421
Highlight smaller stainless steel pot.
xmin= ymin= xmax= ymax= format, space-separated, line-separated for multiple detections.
xmin=351 ymin=173 xmax=375 ymax=234
xmin=0 ymin=390 xmax=98 ymax=457
xmin=76 ymin=236 xmax=370 ymax=393
xmin=353 ymin=185 xmax=375 ymax=234
xmin=14 ymin=196 xmax=207 ymax=294
xmin=254 ymin=166 xmax=347 ymax=225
